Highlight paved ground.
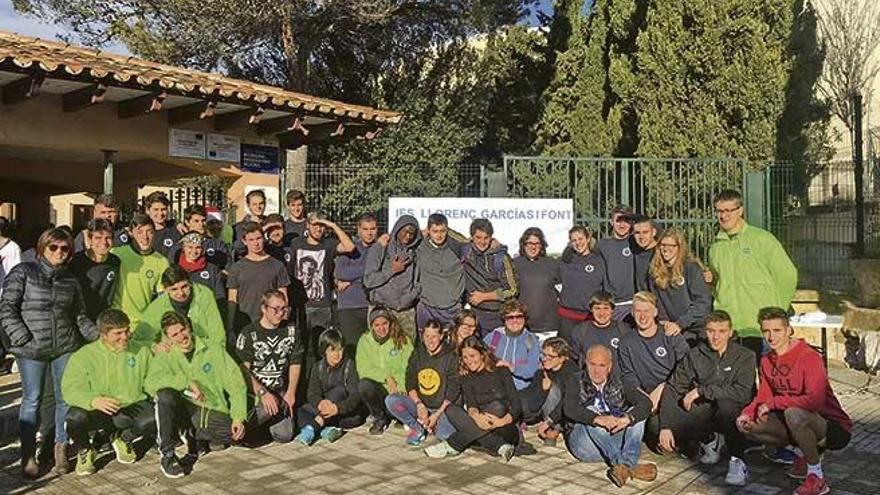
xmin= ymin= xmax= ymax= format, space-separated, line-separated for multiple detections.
xmin=1 ymin=365 xmax=880 ymax=494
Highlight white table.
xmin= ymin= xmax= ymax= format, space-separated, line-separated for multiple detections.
xmin=790 ymin=315 xmax=844 ymax=367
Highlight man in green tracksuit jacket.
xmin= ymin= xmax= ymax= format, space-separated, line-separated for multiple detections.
xmin=708 ymin=190 xmax=797 ymax=364
xmin=61 ymin=309 xmax=155 ymax=476
xmin=132 ymin=266 xmax=225 ymax=349
xmin=145 ymin=311 xmax=247 ymax=479
xmin=112 ymin=214 xmax=170 ymax=327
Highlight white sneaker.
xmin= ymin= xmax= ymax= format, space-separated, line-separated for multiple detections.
xmin=423 ymin=441 xmax=460 ymax=459
xmin=699 ymin=433 xmax=724 ymax=465
xmin=725 ymin=456 xmax=749 ymax=486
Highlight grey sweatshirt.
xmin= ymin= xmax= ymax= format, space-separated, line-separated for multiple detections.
xmin=363 ymin=215 xmax=421 ymax=311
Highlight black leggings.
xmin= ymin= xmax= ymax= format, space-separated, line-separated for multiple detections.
xmin=444 ymin=405 xmax=520 ymax=454
xmin=661 ymin=393 xmax=748 ymax=458
xmin=357 ymin=379 xmax=389 ymax=422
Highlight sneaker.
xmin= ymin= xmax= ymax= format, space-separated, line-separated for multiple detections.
xmin=160 ymin=453 xmax=186 ymax=479
xmin=424 ymin=441 xmax=461 ymax=459
xmin=789 ymin=456 xmax=809 ymax=480
xmin=725 ymin=457 xmax=749 ymax=486
xmin=497 ymin=443 xmax=515 ymax=463
xmin=111 ymin=434 xmax=137 ymax=464
xmin=766 ymin=446 xmax=798 ymax=465
xmin=795 ymin=474 xmax=830 ymax=495
xmin=539 ymin=428 xmax=560 ymax=447
xmin=406 ymin=427 xmax=427 ymax=446
xmin=609 ymin=464 xmax=631 ymax=487
xmin=698 ymin=433 xmax=724 ymax=465
xmin=180 ymin=452 xmax=198 ymax=470
xmin=294 ymin=425 xmax=316 ymax=446
xmin=369 ymin=419 xmax=390 ymax=436
xmin=320 ymin=426 xmax=344 ymax=444
xmin=75 ymin=448 xmax=96 ymax=476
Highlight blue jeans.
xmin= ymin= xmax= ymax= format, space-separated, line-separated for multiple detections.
xmin=384 ymin=394 xmax=455 ymax=440
xmin=18 ymin=354 xmax=71 ymax=444
xmin=566 ymin=420 xmax=645 ymax=468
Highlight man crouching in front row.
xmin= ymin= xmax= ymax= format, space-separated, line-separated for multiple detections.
xmin=61 ymin=309 xmax=156 ymax=476
xmin=145 ymin=311 xmax=248 ymax=478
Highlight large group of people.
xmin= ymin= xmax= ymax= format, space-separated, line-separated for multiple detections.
xmin=0 ymin=188 xmax=851 ymax=495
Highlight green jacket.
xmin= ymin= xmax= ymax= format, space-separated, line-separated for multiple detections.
xmin=708 ymin=222 xmax=797 ymax=337
xmin=61 ymin=339 xmax=151 ymax=411
xmin=144 ymin=337 xmax=247 ymax=423
xmin=355 ymin=333 xmax=413 ymax=392
xmin=132 ymin=283 xmax=225 ymax=349
xmin=111 ymin=245 xmax=169 ymax=327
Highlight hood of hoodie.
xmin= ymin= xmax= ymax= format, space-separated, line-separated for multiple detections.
xmin=390 ymin=215 xmax=422 ymax=252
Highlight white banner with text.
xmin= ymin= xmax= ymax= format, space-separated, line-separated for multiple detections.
xmin=388 ymin=197 xmax=574 ymax=253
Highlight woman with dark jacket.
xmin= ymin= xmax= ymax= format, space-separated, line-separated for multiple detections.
xmin=512 ymin=228 xmax=561 ymax=336
xmin=0 ymin=227 xmax=97 ymax=478
xmin=647 ymin=228 xmax=712 ymax=344
xmin=558 ymin=226 xmax=606 ymax=343
xmin=424 ymin=336 xmax=521 ymax=462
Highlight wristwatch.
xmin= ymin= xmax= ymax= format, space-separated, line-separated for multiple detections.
xmin=257 ymin=388 xmax=267 ymax=396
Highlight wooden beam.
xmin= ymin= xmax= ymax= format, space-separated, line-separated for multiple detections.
xmin=256 ymin=115 xmax=302 ymax=136
xmin=2 ymin=74 xmax=45 ymax=105
xmin=117 ymin=91 xmax=166 ymax=119
xmin=213 ymin=107 xmax=264 ymax=131
xmin=62 ymin=83 xmax=108 ymax=112
xmin=278 ymin=122 xmax=369 ymax=147
xmin=166 ymin=100 xmax=216 ymax=125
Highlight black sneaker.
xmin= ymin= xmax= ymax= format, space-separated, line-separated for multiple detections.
xmin=369 ymin=419 xmax=389 ymax=436
xmin=160 ymin=453 xmax=186 ymax=479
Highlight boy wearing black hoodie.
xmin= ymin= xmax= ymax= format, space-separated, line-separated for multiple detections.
xmin=657 ymin=310 xmax=755 ymax=487
xmin=385 ymin=320 xmax=459 ymax=446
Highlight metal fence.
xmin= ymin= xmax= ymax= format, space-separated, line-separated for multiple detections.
xmin=766 ymin=160 xmax=878 ymax=293
xmin=501 ymin=156 xmax=746 ymax=260
xmin=303 ymin=164 xmax=487 ymax=232
xmin=122 ymin=186 xmax=227 ymax=224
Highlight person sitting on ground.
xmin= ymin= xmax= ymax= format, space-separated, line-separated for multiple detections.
xmin=424 ymin=336 xmax=521 ymax=462
xmin=519 ymin=337 xmax=579 ymax=446
xmin=617 ymin=291 xmax=689 ymax=445
xmin=647 ymin=227 xmax=712 ymax=345
xmin=295 ymin=330 xmax=365 ymax=445
xmin=356 ymin=307 xmax=414 ymax=435
xmin=145 ymin=311 xmax=247 ymax=479
xmin=562 ymin=344 xmax=656 ymax=488
xmin=483 ymin=300 xmax=540 ymax=391
xmin=450 ymin=309 xmax=478 ymax=349
xmin=737 ymin=307 xmax=852 ymax=495
xmin=132 ymin=266 xmax=225 ymax=349
xmin=567 ymin=291 xmax=628 ymax=374
xmin=62 ymin=309 xmax=155 ymax=476
xmin=386 ymin=319 xmax=459 ymax=446
xmin=236 ymin=290 xmax=303 ymax=444
xmin=657 ymin=310 xmax=755 ymax=487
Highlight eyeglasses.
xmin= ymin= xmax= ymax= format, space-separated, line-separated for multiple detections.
xmin=524 ymin=241 xmax=542 ymax=247
xmin=714 ymin=206 xmax=742 ymax=215
xmin=48 ymin=244 xmax=71 ymax=253
xmin=503 ymin=314 xmax=525 ymax=321
xmin=541 ymin=353 xmax=560 ymax=360
xmin=264 ymin=305 xmax=289 ymax=314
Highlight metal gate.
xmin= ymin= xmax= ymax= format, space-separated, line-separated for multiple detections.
xmin=501 ymin=156 xmax=747 ymax=260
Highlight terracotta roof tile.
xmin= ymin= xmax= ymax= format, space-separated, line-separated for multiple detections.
xmin=0 ymin=30 xmax=402 ymax=124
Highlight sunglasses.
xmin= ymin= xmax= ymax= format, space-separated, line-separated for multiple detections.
xmin=48 ymin=244 xmax=71 ymax=253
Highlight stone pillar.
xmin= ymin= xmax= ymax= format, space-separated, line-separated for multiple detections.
xmin=285 ymin=146 xmax=307 ymax=194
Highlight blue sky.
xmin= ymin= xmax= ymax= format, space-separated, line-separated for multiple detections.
xmin=1 ymin=0 xmax=555 ymax=55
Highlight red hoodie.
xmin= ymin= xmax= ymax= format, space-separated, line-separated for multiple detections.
xmin=741 ymin=339 xmax=852 ymax=432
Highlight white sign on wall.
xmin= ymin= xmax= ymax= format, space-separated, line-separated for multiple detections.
xmin=388 ymin=197 xmax=574 ymax=253
xmin=168 ymin=128 xmax=206 ymax=159
xmin=206 ymin=133 xmax=241 ymax=163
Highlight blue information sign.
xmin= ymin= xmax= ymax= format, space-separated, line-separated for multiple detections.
xmin=239 ymin=144 xmax=280 ymax=174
